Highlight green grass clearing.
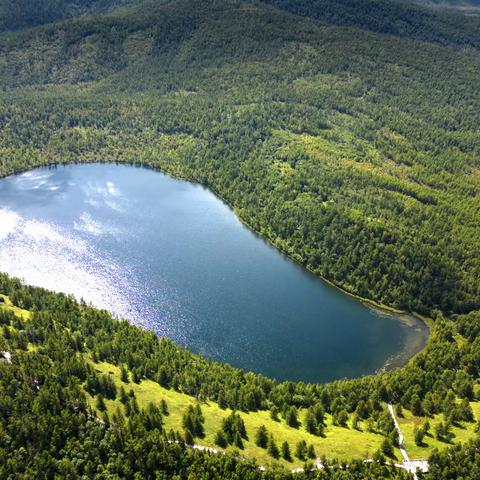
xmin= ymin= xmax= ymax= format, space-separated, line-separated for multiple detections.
xmin=397 ymin=404 xmax=480 ymax=459
xmin=0 ymin=294 xmax=31 ymax=320
xmin=87 ymin=359 xmax=396 ymax=468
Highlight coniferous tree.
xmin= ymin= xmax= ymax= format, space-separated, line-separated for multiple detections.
xmin=281 ymin=441 xmax=292 ymax=461
xmin=267 ymin=434 xmax=279 ymax=459
xmin=120 ymin=364 xmax=129 ymax=383
xmin=255 ymin=425 xmax=268 ymax=448
xmin=214 ymin=430 xmax=228 ymax=448
xmin=96 ymin=394 xmax=106 ymax=412
xmin=285 ymin=406 xmax=299 ymax=428
xmin=307 ymin=444 xmax=316 ymax=460
xmin=295 ymin=440 xmax=307 ymax=460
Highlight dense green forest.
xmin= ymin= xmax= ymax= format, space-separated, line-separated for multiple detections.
xmin=0 ymin=0 xmax=479 ymax=477
xmin=1 ymin=0 xmax=479 ymax=314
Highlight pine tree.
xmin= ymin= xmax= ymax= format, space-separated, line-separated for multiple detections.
xmin=351 ymin=413 xmax=359 ymax=430
xmin=381 ymin=438 xmax=394 ymax=458
xmin=313 ymin=404 xmax=325 ymax=425
xmin=267 ymin=434 xmax=279 ymax=459
xmin=295 ymin=440 xmax=307 ymax=460
xmin=285 ymin=406 xmax=299 ymax=428
xmin=255 ymin=425 xmax=268 ymax=448
xmin=411 ymin=394 xmax=423 ymax=416
xmin=214 ymin=430 xmax=228 ymax=448
xmin=184 ymin=429 xmax=194 ymax=445
xmin=234 ymin=432 xmax=244 ymax=449
xmin=307 ymin=444 xmax=316 ymax=459
xmin=96 ymin=394 xmax=106 ymax=412
xmin=335 ymin=409 xmax=349 ymax=427
xmin=281 ymin=441 xmax=292 ymax=461
xmin=132 ymin=368 xmax=140 ymax=384
xmin=414 ymin=427 xmax=425 ymax=446
xmin=119 ymin=386 xmax=128 ymax=404
xmin=305 ymin=409 xmax=317 ymax=435
xmin=120 ymin=364 xmax=129 ymax=383
xmin=270 ymin=406 xmax=279 ymax=421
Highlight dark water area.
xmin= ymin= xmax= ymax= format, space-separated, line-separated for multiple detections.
xmin=0 ymin=164 xmax=428 ymax=382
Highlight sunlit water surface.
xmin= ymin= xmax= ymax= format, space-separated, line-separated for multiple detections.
xmin=0 ymin=164 xmax=428 ymax=382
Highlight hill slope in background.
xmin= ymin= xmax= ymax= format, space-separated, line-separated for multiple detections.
xmin=0 ymin=0 xmax=137 ymax=32
xmin=0 ymin=0 xmax=479 ymax=314
xmin=2 ymin=0 xmax=480 ymax=45
xmin=262 ymin=0 xmax=480 ymax=47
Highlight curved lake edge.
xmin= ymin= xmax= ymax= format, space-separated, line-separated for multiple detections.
xmin=0 ymin=160 xmax=431 ymax=381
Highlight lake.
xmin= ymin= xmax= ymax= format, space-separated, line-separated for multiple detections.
xmin=0 ymin=164 xmax=428 ymax=382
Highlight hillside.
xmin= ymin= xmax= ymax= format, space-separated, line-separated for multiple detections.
xmin=262 ymin=0 xmax=480 ymax=47
xmin=0 ymin=0 xmax=134 ymax=32
xmin=0 ymin=0 xmax=479 ymax=314
xmin=0 ymin=275 xmax=479 ymax=478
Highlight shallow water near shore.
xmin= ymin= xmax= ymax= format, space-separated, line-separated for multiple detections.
xmin=0 ymin=163 xmax=428 ymax=382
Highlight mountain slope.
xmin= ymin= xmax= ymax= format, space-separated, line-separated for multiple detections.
xmin=0 ymin=0 xmax=137 ymax=32
xmin=261 ymin=0 xmax=480 ymax=48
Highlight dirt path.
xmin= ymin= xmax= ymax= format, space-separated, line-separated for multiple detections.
xmin=388 ymin=403 xmax=429 ymax=479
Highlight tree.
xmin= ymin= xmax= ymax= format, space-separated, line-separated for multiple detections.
xmin=281 ymin=441 xmax=292 ymax=461
xmin=411 ymin=394 xmax=423 ymax=417
xmin=435 ymin=421 xmax=454 ymax=443
xmin=267 ymin=435 xmax=279 ymax=459
xmin=335 ymin=409 xmax=349 ymax=427
xmin=373 ymin=449 xmax=385 ymax=465
xmin=182 ymin=405 xmax=204 ymax=438
xmin=157 ymin=367 xmax=169 ymax=387
xmin=255 ymin=425 xmax=268 ymax=448
xmin=161 ymin=399 xmax=169 ymax=416
xmin=422 ymin=420 xmax=431 ymax=436
xmin=313 ymin=404 xmax=325 ymax=425
xmin=381 ymin=438 xmax=394 ymax=458
xmin=96 ymin=394 xmax=106 ymax=412
xmin=295 ymin=440 xmax=307 ymax=460
xmin=285 ymin=406 xmax=299 ymax=428
xmin=184 ymin=428 xmax=194 ymax=446
xmin=119 ymin=386 xmax=128 ymax=404
xmin=270 ymin=406 xmax=279 ymax=421
xmin=132 ymin=368 xmax=140 ymax=384
xmin=120 ymin=364 xmax=129 ymax=383
xmin=305 ymin=409 xmax=317 ymax=435
xmin=214 ymin=430 xmax=228 ymax=448
xmin=351 ymin=413 xmax=360 ymax=430
xmin=414 ymin=427 xmax=425 ymax=446
xmin=221 ymin=412 xmax=248 ymax=445
xmin=234 ymin=432 xmax=244 ymax=449
xmin=307 ymin=444 xmax=316 ymax=459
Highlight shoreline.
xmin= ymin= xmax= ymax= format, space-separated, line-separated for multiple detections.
xmin=0 ymin=160 xmax=431 ymax=376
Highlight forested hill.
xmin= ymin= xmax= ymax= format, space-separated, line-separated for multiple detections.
xmin=0 ymin=0 xmax=134 ymax=33
xmin=1 ymin=0 xmax=479 ymax=315
xmin=261 ymin=0 xmax=480 ymax=48
xmin=2 ymin=0 xmax=480 ymax=47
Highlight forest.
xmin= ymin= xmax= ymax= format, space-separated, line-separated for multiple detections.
xmin=0 ymin=0 xmax=479 ymax=478
xmin=1 ymin=0 xmax=479 ymax=315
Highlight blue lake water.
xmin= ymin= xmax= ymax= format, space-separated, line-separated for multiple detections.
xmin=0 ymin=164 xmax=428 ymax=382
